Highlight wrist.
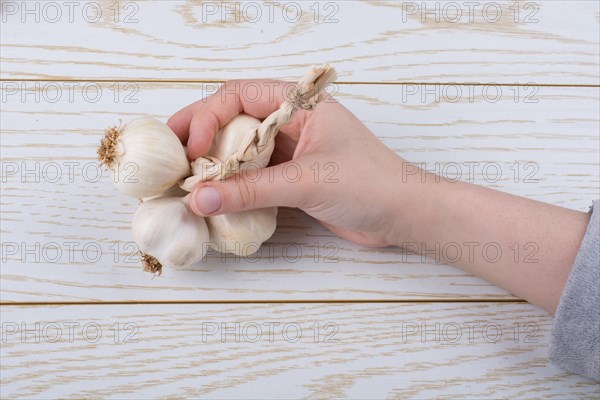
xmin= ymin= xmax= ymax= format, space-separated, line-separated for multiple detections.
xmin=384 ymin=160 xmax=443 ymax=248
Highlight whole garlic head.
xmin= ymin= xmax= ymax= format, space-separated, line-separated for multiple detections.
xmin=208 ymin=207 xmax=278 ymax=257
xmin=98 ymin=117 xmax=190 ymax=198
xmin=132 ymin=196 xmax=209 ymax=273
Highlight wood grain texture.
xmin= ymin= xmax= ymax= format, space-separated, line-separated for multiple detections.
xmin=1 ymin=83 xmax=598 ymax=302
xmin=1 ymin=0 xmax=599 ymax=84
xmin=1 ymin=302 xmax=599 ymax=399
xmin=2 ymin=0 xmax=599 ymax=395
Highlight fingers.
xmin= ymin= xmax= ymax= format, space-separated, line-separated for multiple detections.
xmin=167 ymin=80 xmax=295 ymax=159
xmin=166 ymin=101 xmax=197 ymax=144
xmin=186 ymin=102 xmax=241 ymax=159
xmin=188 ymin=162 xmax=308 ymax=216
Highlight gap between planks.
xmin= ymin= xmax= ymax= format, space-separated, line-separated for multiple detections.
xmin=1 ymin=78 xmax=598 ymax=88
xmin=0 ymin=299 xmax=528 ymax=307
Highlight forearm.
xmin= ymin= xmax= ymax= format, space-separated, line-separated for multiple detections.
xmin=398 ymin=168 xmax=590 ymax=313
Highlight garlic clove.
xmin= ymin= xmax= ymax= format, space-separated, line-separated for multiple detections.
xmin=207 ymin=207 xmax=277 ymax=257
xmin=216 ymin=114 xmax=275 ymax=170
xmin=132 ymin=196 xmax=210 ymax=274
xmin=179 ymin=114 xmax=275 ymax=192
xmin=210 ymin=114 xmax=262 ymax=163
xmin=98 ymin=117 xmax=190 ymax=199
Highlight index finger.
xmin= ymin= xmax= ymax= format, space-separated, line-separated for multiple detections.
xmin=167 ymin=79 xmax=297 ymax=160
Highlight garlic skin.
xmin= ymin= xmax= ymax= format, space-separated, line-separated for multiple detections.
xmin=98 ymin=117 xmax=190 ymax=198
xmin=207 ymin=207 xmax=277 ymax=256
xmin=132 ymin=196 xmax=210 ymax=271
xmin=210 ymin=114 xmax=274 ymax=169
xmin=180 ymin=114 xmax=276 ymax=190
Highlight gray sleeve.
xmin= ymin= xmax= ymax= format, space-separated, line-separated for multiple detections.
xmin=549 ymin=200 xmax=600 ymax=381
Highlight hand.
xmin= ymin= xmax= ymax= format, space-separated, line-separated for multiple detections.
xmin=167 ymin=80 xmax=410 ymax=248
xmin=168 ymin=79 xmax=592 ymax=312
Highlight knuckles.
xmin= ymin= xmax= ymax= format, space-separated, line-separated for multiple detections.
xmin=234 ymin=176 xmax=258 ymax=211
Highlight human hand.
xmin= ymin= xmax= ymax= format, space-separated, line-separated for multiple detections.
xmin=167 ymin=80 xmax=411 ymax=248
xmin=168 ymin=79 xmax=594 ymax=313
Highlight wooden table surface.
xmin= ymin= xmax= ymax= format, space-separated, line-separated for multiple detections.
xmin=1 ymin=1 xmax=599 ymax=398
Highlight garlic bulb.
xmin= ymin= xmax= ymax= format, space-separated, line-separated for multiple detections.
xmin=210 ymin=114 xmax=274 ymax=169
xmin=132 ymin=196 xmax=209 ymax=273
xmin=208 ymin=208 xmax=278 ymax=256
xmin=200 ymin=114 xmax=278 ymax=256
xmin=98 ymin=117 xmax=190 ymax=198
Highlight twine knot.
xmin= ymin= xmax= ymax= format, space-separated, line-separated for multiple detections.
xmin=287 ymin=85 xmax=317 ymax=111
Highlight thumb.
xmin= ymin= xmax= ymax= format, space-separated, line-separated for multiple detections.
xmin=189 ymin=161 xmax=307 ymax=216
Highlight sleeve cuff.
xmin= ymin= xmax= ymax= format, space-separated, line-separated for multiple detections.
xmin=549 ymin=200 xmax=600 ymax=381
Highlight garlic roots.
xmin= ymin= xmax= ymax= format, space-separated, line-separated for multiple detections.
xmin=98 ymin=117 xmax=190 ymax=198
xmin=99 ymin=64 xmax=337 ymax=273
